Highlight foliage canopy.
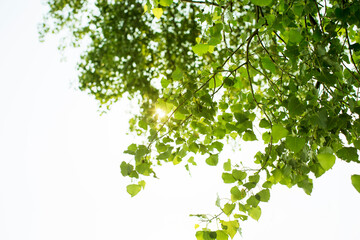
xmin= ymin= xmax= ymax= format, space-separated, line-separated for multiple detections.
xmin=41 ymin=0 xmax=360 ymax=238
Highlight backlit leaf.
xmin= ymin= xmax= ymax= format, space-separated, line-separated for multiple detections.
xmin=220 ymin=220 xmax=239 ymax=239
xmin=248 ymin=206 xmax=261 ymax=221
xmin=223 ymin=203 xmax=235 ymax=216
xmin=159 ymin=0 xmax=173 ymax=7
xmin=192 ymin=44 xmax=209 ymax=56
xmin=216 ymin=230 xmax=229 ymax=240
xmin=152 ymin=8 xmax=163 ymax=19
xmin=317 ymin=153 xmax=336 ymax=171
xmin=272 ymin=124 xmax=288 ymax=143
xmin=126 ymin=184 xmax=141 ymax=197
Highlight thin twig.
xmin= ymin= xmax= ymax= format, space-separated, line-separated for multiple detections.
xmin=180 ymin=0 xmax=225 ymax=8
xmin=345 ymin=28 xmax=360 ymax=76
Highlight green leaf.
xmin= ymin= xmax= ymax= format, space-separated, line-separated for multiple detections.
xmin=136 ymin=162 xmax=152 ymax=176
xmin=222 ymin=173 xmax=236 ymax=183
xmin=297 ymin=178 xmax=313 ymax=195
xmin=209 ymin=36 xmax=222 ymax=45
xmin=209 ymin=74 xmax=223 ymax=88
xmin=250 ymin=0 xmax=273 ymax=7
xmin=262 ymin=181 xmax=273 ymax=188
xmin=155 ymin=142 xmax=168 ymax=153
xmin=261 ymin=57 xmax=276 ymax=74
xmin=152 ymin=8 xmax=163 ymax=19
xmin=135 ymin=145 xmax=149 ymax=162
xmin=285 ymin=136 xmax=305 ymax=153
xmin=138 ymin=120 xmax=148 ymax=130
xmin=232 ymin=169 xmax=247 ymax=181
xmin=256 ymin=189 xmax=270 ymax=202
xmin=248 ymin=173 xmax=259 ymax=183
xmin=223 ymin=159 xmax=232 ymax=171
xmin=248 ymin=206 xmax=261 ymax=221
xmin=351 ymin=174 xmax=360 ymax=193
xmin=188 ymin=156 xmax=197 ymax=165
xmin=272 ymin=124 xmax=288 ymax=143
xmin=159 ymin=0 xmax=173 ymax=7
xmin=192 ymin=44 xmax=209 ymax=56
xmin=120 ymin=161 xmax=133 ymax=177
xmin=262 ymin=132 xmax=271 ymax=144
xmin=247 ymin=195 xmax=260 ymax=207
xmin=126 ymin=184 xmax=141 ymax=197
xmin=211 ymin=141 xmax=224 ymax=152
xmin=206 ymin=154 xmax=219 ymax=166
xmin=259 ymin=118 xmax=271 ymax=129
xmin=288 ymin=96 xmax=305 ymax=116
xmin=220 ymin=220 xmax=239 ymax=239
xmin=124 ymin=143 xmax=137 ymax=155
xmin=230 ymin=186 xmax=243 ymax=202
xmin=209 ymin=231 xmax=217 ymax=239
xmin=172 ymin=67 xmax=183 ymax=80
xmin=336 ymin=147 xmax=359 ymax=162
xmin=243 ymin=182 xmax=257 ymax=190
xmin=317 ymin=153 xmax=336 ymax=171
xmin=243 ymin=130 xmax=257 ymax=141
xmin=196 ymin=231 xmax=213 ymax=240
xmin=223 ymin=203 xmax=236 ymax=216
xmin=216 ymin=230 xmax=229 ymax=240
xmin=353 ymin=140 xmax=360 ymax=149
xmin=196 ymin=231 xmax=206 ymax=240
xmin=288 ymin=29 xmax=303 ymax=43
xmin=350 ymin=43 xmax=360 ymax=52
xmin=138 ymin=180 xmax=146 ymax=189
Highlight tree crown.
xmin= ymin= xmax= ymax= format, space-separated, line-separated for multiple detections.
xmin=41 ymin=0 xmax=360 ymax=238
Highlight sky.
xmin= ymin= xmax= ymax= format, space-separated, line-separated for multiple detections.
xmin=0 ymin=1 xmax=360 ymax=240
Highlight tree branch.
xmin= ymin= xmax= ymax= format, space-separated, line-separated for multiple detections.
xmin=180 ymin=0 xmax=225 ymax=8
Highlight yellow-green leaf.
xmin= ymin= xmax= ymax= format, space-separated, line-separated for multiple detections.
xmin=220 ymin=220 xmax=239 ymax=239
xmin=216 ymin=230 xmax=229 ymax=240
xmin=248 ymin=206 xmax=261 ymax=221
xmin=250 ymin=0 xmax=273 ymax=7
xmin=152 ymin=8 xmax=163 ymax=19
xmin=192 ymin=44 xmax=209 ymax=56
xmin=126 ymin=184 xmax=141 ymax=197
xmin=351 ymin=174 xmax=360 ymax=193
xmin=317 ymin=153 xmax=335 ymax=171
xmin=138 ymin=180 xmax=146 ymax=189
xmin=159 ymin=0 xmax=173 ymax=7
xmin=272 ymin=124 xmax=288 ymax=143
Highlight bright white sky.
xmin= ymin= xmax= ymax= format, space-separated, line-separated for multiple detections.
xmin=0 ymin=1 xmax=360 ymax=240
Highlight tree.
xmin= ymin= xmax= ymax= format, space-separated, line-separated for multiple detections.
xmin=40 ymin=0 xmax=360 ymax=238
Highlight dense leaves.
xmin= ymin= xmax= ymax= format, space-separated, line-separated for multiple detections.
xmin=41 ymin=0 xmax=360 ymax=238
